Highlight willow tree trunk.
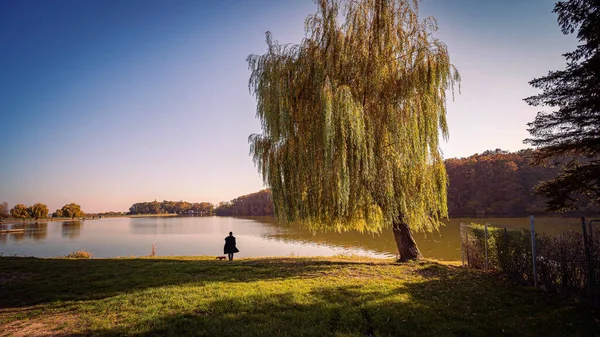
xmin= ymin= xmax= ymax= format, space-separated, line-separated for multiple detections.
xmin=392 ymin=219 xmax=422 ymax=261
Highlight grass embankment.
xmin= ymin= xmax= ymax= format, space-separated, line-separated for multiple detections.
xmin=0 ymin=257 xmax=598 ymax=336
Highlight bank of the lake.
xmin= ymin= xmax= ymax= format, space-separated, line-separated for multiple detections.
xmin=1 ymin=256 xmax=598 ymax=336
xmin=0 ymin=213 xmax=181 ymax=223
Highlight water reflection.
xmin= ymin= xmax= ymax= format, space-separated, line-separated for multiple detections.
xmin=0 ymin=222 xmax=48 ymax=244
xmin=62 ymin=221 xmax=83 ymax=239
xmin=244 ymin=216 xmax=583 ymax=260
xmin=0 ymin=216 xmax=585 ymax=259
xmin=250 ymin=217 xmax=397 ymax=257
xmin=129 ymin=217 xmax=183 ymax=234
xmin=30 ymin=223 xmax=48 ymax=241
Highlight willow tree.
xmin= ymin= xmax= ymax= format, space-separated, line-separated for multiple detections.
xmin=247 ymin=0 xmax=459 ymax=260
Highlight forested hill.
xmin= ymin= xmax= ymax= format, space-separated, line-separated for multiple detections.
xmin=215 ymin=190 xmax=273 ymax=216
xmin=446 ymin=149 xmax=598 ymax=215
xmin=214 ymin=149 xmax=599 ymax=217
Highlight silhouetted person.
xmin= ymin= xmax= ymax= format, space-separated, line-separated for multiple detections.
xmin=224 ymin=231 xmax=239 ymax=261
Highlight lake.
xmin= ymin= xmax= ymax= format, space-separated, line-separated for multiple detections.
xmin=0 ymin=216 xmax=584 ymax=260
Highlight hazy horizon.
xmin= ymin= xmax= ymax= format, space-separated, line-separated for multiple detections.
xmin=1 ymin=0 xmax=576 ymax=212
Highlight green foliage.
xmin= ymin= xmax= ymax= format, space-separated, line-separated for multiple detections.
xmin=463 ymin=223 xmax=599 ymax=301
xmin=0 ymin=257 xmax=597 ymax=335
xmin=524 ymin=0 xmax=600 ymax=212
xmin=129 ymin=200 xmax=214 ymax=215
xmin=52 ymin=209 xmax=63 ymax=218
xmin=60 ymin=203 xmax=85 ymax=219
xmin=9 ymin=204 xmax=29 ymax=219
xmin=0 ymin=201 xmax=8 ymax=218
xmin=96 ymin=211 xmax=127 ymax=217
xmin=248 ymin=0 xmax=459 ymax=233
xmin=26 ymin=203 xmax=49 ymax=219
xmin=464 ymin=224 xmax=534 ymax=280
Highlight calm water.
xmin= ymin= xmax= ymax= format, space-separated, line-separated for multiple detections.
xmin=0 ymin=216 xmax=583 ymax=260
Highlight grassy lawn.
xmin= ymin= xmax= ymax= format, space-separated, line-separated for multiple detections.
xmin=0 ymin=256 xmax=598 ymax=336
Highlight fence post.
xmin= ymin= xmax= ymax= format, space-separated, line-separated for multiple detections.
xmin=589 ymin=220 xmax=599 ymax=306
xmin=503 ymin=228 xmax=508 ymax=268
xmin=460 ymin=223 xmax=465 ymax=267
xmin=530 ymin=216 xmax=538 ymax=288
xmin=466 ymin=230 xmax=470 ymax=267
xmin=484 ymin=223 xmax=489 ymax=270
xmin=582 ymin=217 xmax=593 ymax=304
xmin=588 ymin=219 xmax=594 ymax=247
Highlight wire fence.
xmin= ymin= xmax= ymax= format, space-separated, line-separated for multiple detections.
xmin=460 ymin=217 xmax=599 ymax=306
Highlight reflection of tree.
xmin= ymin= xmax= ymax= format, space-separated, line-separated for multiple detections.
xmin=245 ymin=216 xmax=398 ymax=256
xmin=29 ymin=223 xmax=48 ymax=241
xmin=241 ymin=216 xmax=493 ymax=260
xmin=0 ymin=222 xmax=49 ymax=243
xmin=11 ymin=232 xmax=25 ymax=242
xmin=62 ymin=221 xmax=83 ymax=239
xmin=6 ymin=223 xmax=26 ymax=242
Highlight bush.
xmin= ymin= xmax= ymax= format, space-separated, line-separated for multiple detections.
xmin=463 ymin=223 xmax=599 ymax=304
xmin=65 ymin=250 xmax=93 ymax=259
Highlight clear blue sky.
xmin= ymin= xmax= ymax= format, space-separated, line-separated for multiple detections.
xmin=0 ymin=0 xmax=576 ymax=212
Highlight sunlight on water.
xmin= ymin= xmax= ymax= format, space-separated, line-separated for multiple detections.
xmin=0 ymin=216 xmax=583 ymax=260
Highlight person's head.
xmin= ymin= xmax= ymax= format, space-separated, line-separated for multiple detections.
xmin=229 ymin=231 xmax=233 ymax=236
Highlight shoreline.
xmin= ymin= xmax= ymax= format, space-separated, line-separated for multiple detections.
xmin=0 ymin=213 xmax=194 ymax=224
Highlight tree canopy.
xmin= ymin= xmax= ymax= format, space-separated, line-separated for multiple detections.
xmin=248 ymin=0 xmax=459 ymax=236
xmin=524 ymin=0 xmax=600 ymax=211
xmin=10 ymin=204 xmax=29 ymax=219
xmin=58 ymin=203 xmax=85 ymax=219
xmin=27 ymin=203 xmax=49 ymax=219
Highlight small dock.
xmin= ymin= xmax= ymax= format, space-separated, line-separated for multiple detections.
xmin=0 ymin=229 xmax=25 ymax=234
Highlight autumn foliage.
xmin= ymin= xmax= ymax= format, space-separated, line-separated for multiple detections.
xmin=215 ymin=190 xmax=273 ymax=216
xmin=446 ymin=149 xmax=599 ymax=215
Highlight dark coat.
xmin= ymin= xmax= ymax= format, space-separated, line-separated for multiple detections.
xmin=224 ymin=235 xmax=239 ymax=254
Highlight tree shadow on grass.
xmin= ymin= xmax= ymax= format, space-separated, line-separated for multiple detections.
xmin=84 ymin=278 xmax=599 ymax=337
xmin=0 ymin=257 xmax=395 ymax=308
xmin=2 ymin=257 xmax=598 ymax=336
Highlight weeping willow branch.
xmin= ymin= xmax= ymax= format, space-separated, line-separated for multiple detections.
xmin=247 ymin=0 xmax=459 ymax=234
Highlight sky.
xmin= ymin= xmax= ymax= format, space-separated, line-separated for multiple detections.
xmin=0 ymin=0 xmax=577 ymax=212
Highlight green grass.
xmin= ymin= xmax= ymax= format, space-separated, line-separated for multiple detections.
xmin=0 ymin=256 xmax=598 ymax=336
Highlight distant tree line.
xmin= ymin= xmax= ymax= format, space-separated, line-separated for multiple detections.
xmin=128 ymin=200 xmax=215 ymax=215
xmin=94 ymin=211 xmax=128 ymax=217
xmin=214 ymin=150 xmax=599 ymax=217
xmin=215 ymin=189 xmax=273 ymax=216
xmin=9 ymin=203 xmax=49 ymax=219
xmin=0 ymin=202 xmax=85 ymax=220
